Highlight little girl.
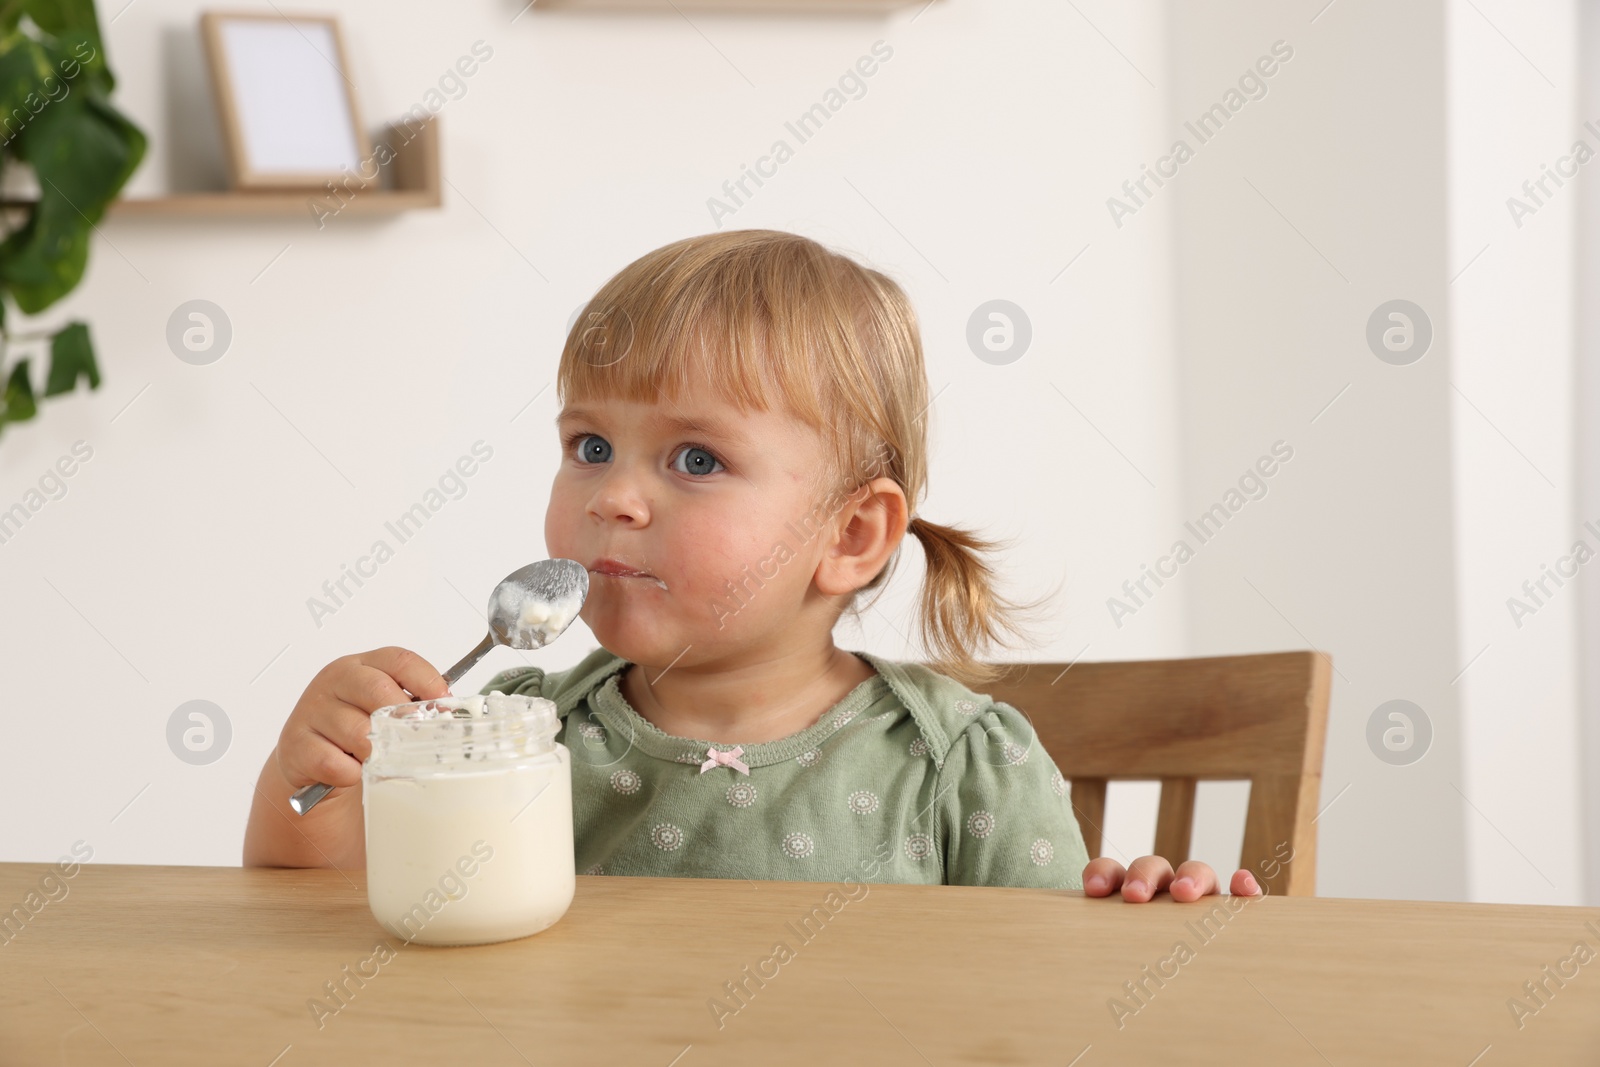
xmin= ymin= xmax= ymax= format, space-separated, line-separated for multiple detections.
xmin=244 ymin=230 xmax=1253 ymax=903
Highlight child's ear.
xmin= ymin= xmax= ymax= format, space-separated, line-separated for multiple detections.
xmin=814 ymin=477 xmax=908 ymax=597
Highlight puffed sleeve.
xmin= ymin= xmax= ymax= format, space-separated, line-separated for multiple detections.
xmin=936 ymin=701 xmax=1089 ymax=889
xmin=478 ymin=665 xmax=546 ymax=697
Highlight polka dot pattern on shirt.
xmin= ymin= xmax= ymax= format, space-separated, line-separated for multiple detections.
xmin=782 ymin=832 xmax=815 ymax=858
xmin=848 ymin=790 xmax=879 ymax=815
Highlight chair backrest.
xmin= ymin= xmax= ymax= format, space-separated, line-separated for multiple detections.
xmin=957 ymin=650 xmax=1331 ymax=896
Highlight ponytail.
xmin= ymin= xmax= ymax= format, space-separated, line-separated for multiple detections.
xmin=902 ymin=515 xmax=1055 ymax=687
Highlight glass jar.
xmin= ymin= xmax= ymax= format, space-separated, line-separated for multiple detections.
xmin=363 ymin=691 xmax=573 ymax=946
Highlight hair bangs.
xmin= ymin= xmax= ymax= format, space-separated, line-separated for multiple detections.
xmin=558 ymin=232 xmax=864 ymax=470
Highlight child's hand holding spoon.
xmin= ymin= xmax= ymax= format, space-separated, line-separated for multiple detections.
xmin=285 ymin=559 xmax=588 ymax=815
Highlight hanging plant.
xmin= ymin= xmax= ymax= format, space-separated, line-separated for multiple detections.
xmin=0 ymin=0 xmax=146 ymax=441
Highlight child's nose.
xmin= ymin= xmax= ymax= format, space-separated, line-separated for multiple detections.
xmin=589 ymin=471 xmax=649 ymax=525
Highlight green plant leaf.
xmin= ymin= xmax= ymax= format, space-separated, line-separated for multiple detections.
xmin=22 ymin=0 xmax=103 ymax=50
xmin=0 ymin=85 xmax=144 ymax=312
xmin=43 ymin=318 xmax=93 ymax=395
xmin=0 ymin=34 xmax=52 ymax=147
xmin=2 ymin=356 xmax=36 ymax=427
xmin=38 ymin=90 xmax=143 ymax=211
xmin=22 ymin=0 xmax=109 ymax=93
xmin=0 ymin=202 xmax=87 ymax=312
xmin=0 ymin=6 xmax=144 ymax=448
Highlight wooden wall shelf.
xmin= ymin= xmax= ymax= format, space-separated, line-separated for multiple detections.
xmin=11 ymin=117 xmax=441 ymax=222
xmin=108 ymin=187 xmax=436 ymax=219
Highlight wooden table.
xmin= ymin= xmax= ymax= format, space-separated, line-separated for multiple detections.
xmin=2 ymin=863 xmax=1597 ymax=1065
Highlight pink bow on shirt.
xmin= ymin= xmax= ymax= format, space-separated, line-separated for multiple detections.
xmin=699 ymin=745 xmax=750 ymax=775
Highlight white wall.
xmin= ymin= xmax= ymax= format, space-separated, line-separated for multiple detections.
xmin=1447 ymin=0 xmax=1586 ymax=905
xmin=0 ymin=1 xmax=1190 ymax=869
xmin=1158 ymin=1 xmax=1465 ymax=901
xmin=1579 ymin=0 xmax=1600 ymax=909
xmin=1158 ymin=0 xmax=1588 ymax=905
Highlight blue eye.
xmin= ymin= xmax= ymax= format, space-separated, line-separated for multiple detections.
xmin=568 ymin=433 xmax=611 ymax=464
xmin=672 ymin=445 xmax=723 ymax=478
xmin=563 ymin=431 xmax=723 ymax=478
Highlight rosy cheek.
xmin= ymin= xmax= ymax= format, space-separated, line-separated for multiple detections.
xmin=544 ymin=483 xmax=579 ymax=558
xmin=669 ymin=519 xmax=749 ymax=586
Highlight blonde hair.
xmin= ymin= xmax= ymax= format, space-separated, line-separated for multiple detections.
xmin=559 ymin=229 xmax=1051 ymax=685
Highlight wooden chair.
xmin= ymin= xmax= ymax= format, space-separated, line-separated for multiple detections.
xmin=970 ymin=650 xmax=1331 ymax=896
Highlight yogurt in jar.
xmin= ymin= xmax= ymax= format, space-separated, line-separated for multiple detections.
xmin=363 ymin=692 xmax=574 ymax=946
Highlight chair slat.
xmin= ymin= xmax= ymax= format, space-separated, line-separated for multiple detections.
xmin=1069 ymin=779 xmax=1107 ymax=859
xmin=1242 ymin=772 xmax=1320 ymax=896
xmin=1153 ymin=777 xmax=1196 ymax=865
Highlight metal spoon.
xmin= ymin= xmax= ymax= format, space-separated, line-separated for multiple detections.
xmin=288 ymin=558 xmax=589 ymax=815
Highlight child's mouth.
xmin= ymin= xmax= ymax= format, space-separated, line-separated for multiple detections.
xmin=588 ymin=559 xmax=668 ymax=591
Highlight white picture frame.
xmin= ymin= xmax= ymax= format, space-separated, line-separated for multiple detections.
xmin=200 ymin=11 xmax=371 ymax=190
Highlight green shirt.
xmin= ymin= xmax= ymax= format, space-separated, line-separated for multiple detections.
xmin=480 ymin=647 xmax=1089 ymax=889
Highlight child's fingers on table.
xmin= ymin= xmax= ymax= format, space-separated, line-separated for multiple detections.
xmin=1121 ymin=855 xmax=1177 ymax=902
xmin=1168 ymin=861 xmax=1220 ymax=902
xmin=1229 ymin=868 xmax=1263 ymax=896
xmin=1082 ymin=857 xmax=1127 ymax=896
